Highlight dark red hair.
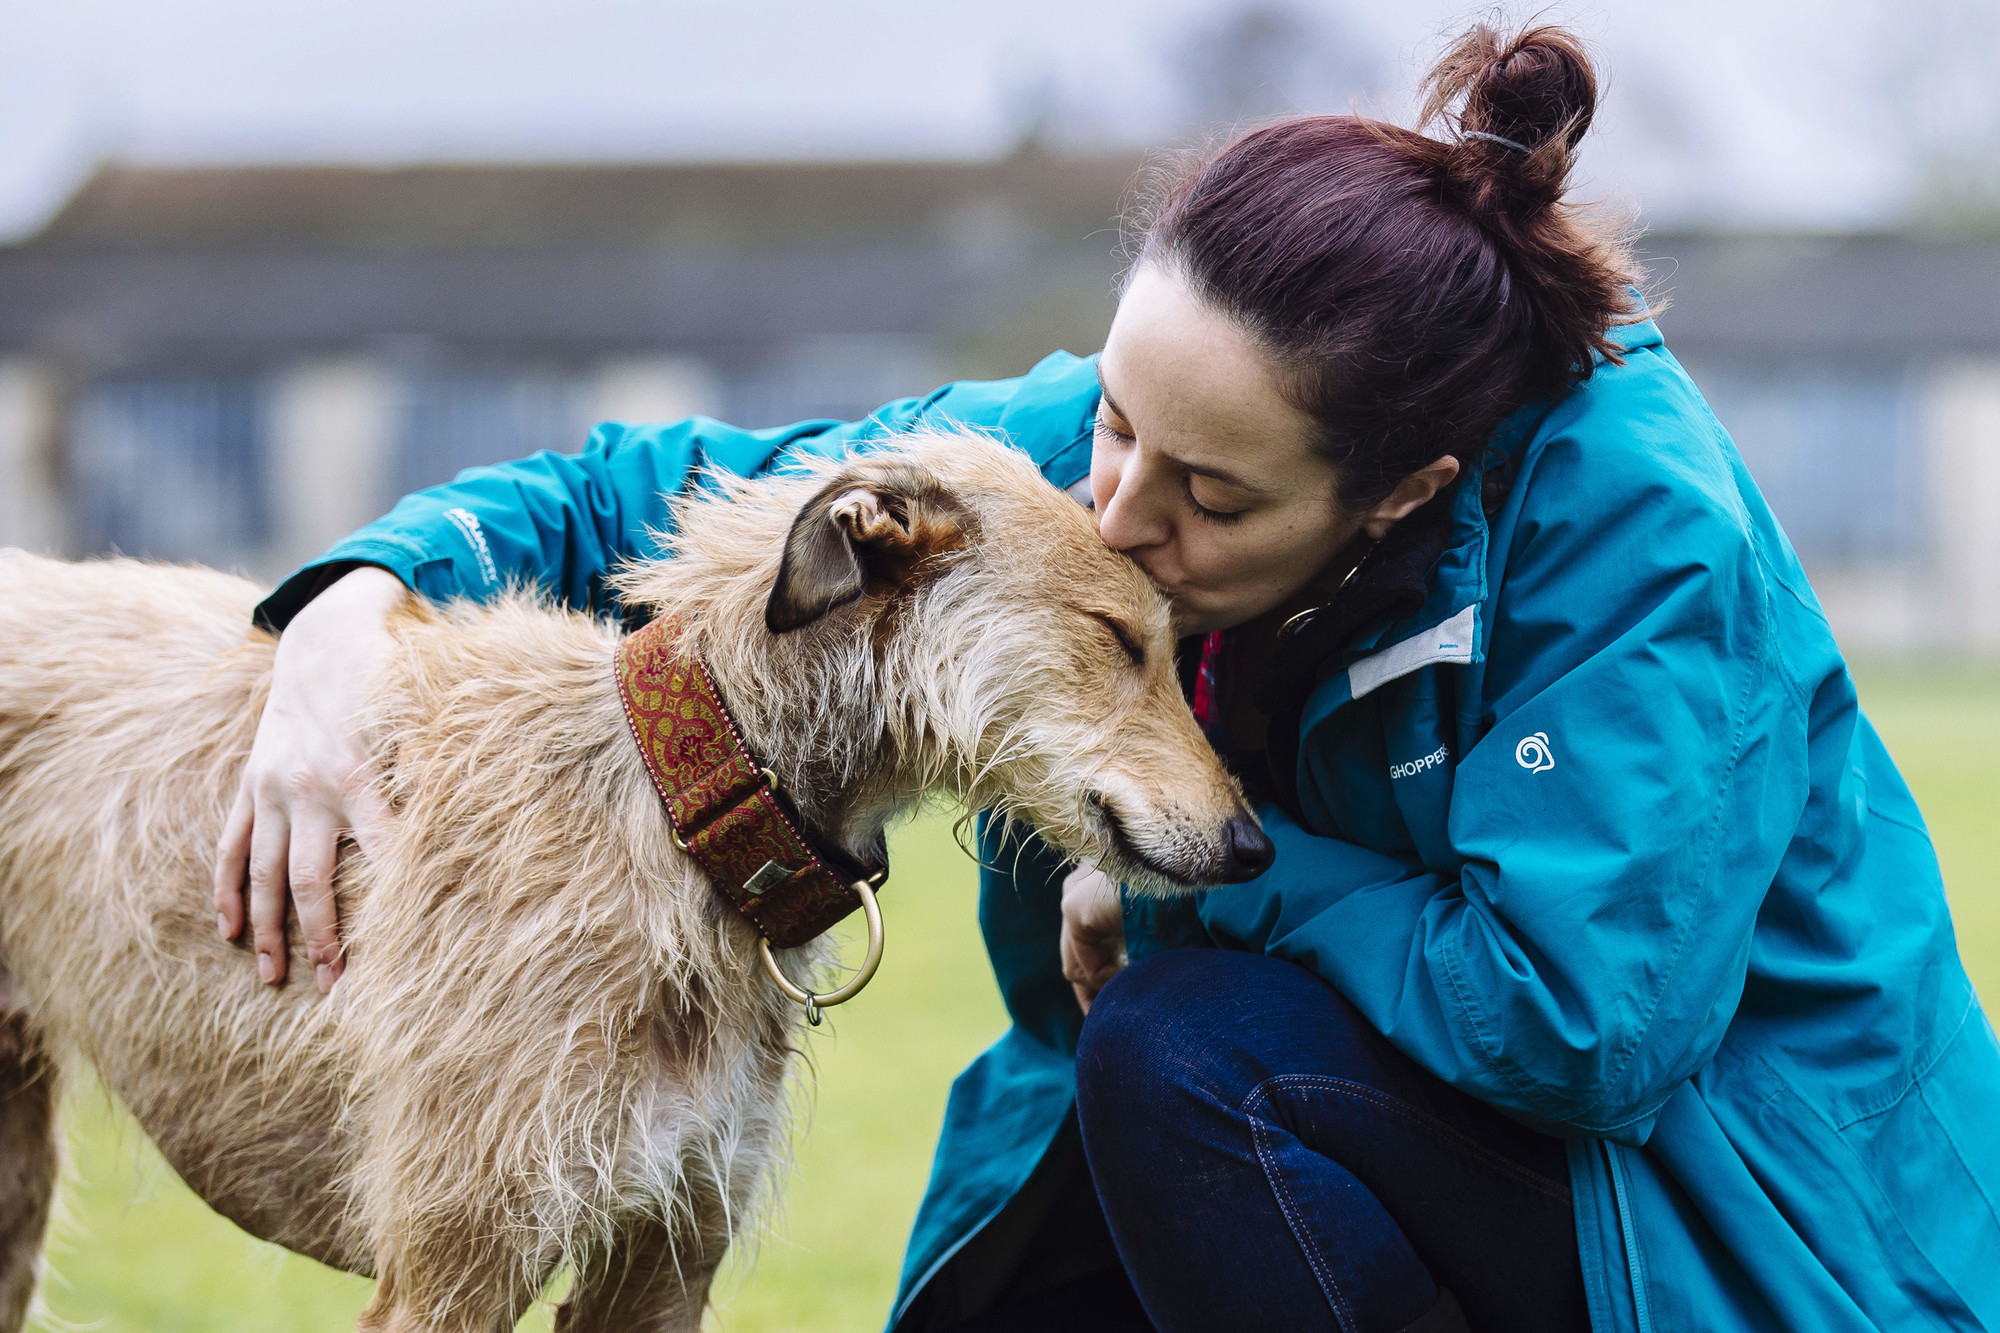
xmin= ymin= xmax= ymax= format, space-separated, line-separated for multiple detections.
xmin=1136 ymin=23 xmax=1640 ymax=509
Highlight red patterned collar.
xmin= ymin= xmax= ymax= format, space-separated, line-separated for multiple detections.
xmin=613 ymin=613 xmax=884 ymax=949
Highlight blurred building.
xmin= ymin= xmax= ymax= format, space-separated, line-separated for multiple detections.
xmin=0 ymin=159 xmax=1136 ymax=579
xmin=2 ymin=161 xmax=1999 ymax=655
xmin=1632 ymin=232 xmax=2000 ymax=654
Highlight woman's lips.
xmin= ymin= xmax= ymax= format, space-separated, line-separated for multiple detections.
xmin=1124 ymin=552 xmax=1183 ymax=603
xmin=1128 ymin=558 xmax=1175 ymax=599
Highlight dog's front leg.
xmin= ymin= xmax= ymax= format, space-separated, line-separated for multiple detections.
xmin=554 ymin=1213 xmax=721 ymax=1333
xmin=356 ymin=1278 xmax=530 ymax=1333
xmin=355 ymin=1233 xmax=538 ymax=1333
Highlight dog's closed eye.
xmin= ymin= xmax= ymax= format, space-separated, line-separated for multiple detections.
xmin=1085 ymin=612 xmax=1146 ymax=668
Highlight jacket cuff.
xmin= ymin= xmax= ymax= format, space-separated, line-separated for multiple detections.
xmin=252 ymin=536 xmax=446 ymax=632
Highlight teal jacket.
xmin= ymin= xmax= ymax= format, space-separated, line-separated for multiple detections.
xmin=263 ymin=329 xmax=2000 ymax=1333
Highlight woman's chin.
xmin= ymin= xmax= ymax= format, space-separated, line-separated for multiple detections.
xmin=1169 ymin=605 xmax=1224 ymax=636
xmin=1173 ymin=598 xmax=1259 ymax=637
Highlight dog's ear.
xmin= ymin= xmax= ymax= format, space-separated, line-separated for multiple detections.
xmin=765 ymin=463 xmax=968 ymax=633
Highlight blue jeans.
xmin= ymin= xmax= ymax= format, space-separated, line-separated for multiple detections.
xmin=1073 ymin=949 xmax=1589 ymax=1333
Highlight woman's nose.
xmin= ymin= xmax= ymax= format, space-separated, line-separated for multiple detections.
xmin=1096 ymin=474 xmax=1170 ymax=554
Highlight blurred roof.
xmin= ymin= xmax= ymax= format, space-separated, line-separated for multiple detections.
xmin=8 ymin=162 xmax=2000 ymax=372
xmin=0 ymin=159 xmax=1148 ymax=369
xmin=27 ymin=158 xmax=1147 ymax=250
xmin=1634 ymin=231 xmax=2000 ymax=360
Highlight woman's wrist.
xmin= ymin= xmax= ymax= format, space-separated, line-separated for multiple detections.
xmin=293 ymin=564 xmax=406 ymax=624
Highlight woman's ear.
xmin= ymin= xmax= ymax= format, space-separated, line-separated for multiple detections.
xmin=765 ymin=463 xmax=970 ymax=633
xmin=1359 ymin=455 xmax=1461 ymax=541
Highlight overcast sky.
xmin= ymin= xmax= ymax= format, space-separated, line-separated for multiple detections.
xmin=3 ymin=0 xmax=1996 ymax=239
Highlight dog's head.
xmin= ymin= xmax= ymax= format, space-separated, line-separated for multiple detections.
xmin=712 ymin=429 xmax=1272 ymax=894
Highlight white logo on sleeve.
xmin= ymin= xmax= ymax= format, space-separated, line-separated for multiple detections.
xmin=1515 ymin=732 xmax=1555 ymax=773
xmin=443 ymin=507 xmax=500 ymax=589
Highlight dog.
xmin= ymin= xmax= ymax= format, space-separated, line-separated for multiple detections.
xmin=0 ymin=429 xmax=1269 ymax=1332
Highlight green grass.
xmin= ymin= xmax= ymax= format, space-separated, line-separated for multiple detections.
xmin=29 ymin=666 xmax=2000 ymax=1332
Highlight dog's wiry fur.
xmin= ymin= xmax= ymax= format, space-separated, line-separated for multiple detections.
xmin=0 ymin=430 xmax=1256 ymax=1331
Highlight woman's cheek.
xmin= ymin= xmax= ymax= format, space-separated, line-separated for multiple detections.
xmin=1089 ymin=466 xmax=1116 ymax=515
xmin=1088 ymin=442 xmax=1126 ymax=514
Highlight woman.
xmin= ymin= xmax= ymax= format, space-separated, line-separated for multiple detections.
xmin=215 ymin=25 xmax=2000 ymax=1333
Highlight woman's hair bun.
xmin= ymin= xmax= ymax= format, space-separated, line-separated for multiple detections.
xmin=1133 ymin=17 xmax=1639 ymax=510
xmin=1420 ymin=23 xmax=1599 ymax=189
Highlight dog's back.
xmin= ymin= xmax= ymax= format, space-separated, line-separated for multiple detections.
xmin=0 ymin=553 xmax=370 ymax=1275
xmin=0 ymin=551 xmax=793 ymax=1329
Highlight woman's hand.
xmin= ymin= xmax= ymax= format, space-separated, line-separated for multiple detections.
xmin=1061 ymin=861 xmax=1127 ymax=1014
xmin=213 ymin=566 xmax=404 ymax=991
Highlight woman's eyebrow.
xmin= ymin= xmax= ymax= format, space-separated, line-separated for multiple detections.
xmin=1095 ymin=371 xmax=1128 ymax=423
xmin=1097 ymin=368 xmax=1271 ymax=496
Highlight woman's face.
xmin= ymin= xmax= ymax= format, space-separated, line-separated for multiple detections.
xmin=1091 ymin=262 xmax=1459 ymax=636
xmin=1090 ymin=263 xmax=1355 ymax=636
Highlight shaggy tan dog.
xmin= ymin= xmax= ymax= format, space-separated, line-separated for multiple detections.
xmin=0 ymin=430 xmax=1264 ymax=1331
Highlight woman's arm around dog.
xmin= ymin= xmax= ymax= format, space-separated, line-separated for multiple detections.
xmin=213 ymin=566 xmax=402 ymax=988
xmin=218 ymin=353 xmax=1104 ymax=990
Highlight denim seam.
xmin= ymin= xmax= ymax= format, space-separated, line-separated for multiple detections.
xmin=1245 ymin=1084 xmax=1360 ymax=1333
xmin=1253 ymin=1074 xmax=1573 ymax=1207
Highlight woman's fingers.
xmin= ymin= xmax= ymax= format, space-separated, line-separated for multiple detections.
xmin=246 ymin=797 xmax=293 ymax=985
xmin=212 ymin=784 xmax=255 ymax=941
xmin=1061 ymin=861 xmax=1128 ymax=1014
xmin=343 ymin=773 xmax=393 ymax=856
xmin=1063 ymin=934 xmax=1120 ymax=1013
xmin=288 ymin=805 xmax=343 ymax=993
xmin=226 ymin=769 xmax=376 ymax=990
xmin=218 ymin=566 xmax=406 ymax=989
xmin=1063 ymin=913 xmax=1126 ymax=1013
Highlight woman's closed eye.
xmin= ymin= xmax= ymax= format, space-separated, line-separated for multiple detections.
xmin=1094 ymin=403 xmax=1247 ymax=523
xmin=1183 ymin=477 xmax=1246 ymax=525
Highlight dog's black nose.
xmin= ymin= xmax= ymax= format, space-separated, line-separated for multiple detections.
xmin=1219 ymin=814 xmax=1275 ymax=881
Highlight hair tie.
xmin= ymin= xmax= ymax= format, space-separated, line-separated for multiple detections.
xmin=1463 ymin=130 xmax=1530 ymax=153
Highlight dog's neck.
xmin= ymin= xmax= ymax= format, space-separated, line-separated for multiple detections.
xmin=600 ymin=464 xmax=975 ymax=866
xmin=624 ymin=614 xmax=904 ymax=874
xmin=710 ymin=619 xmax=913 ymax=866
xmin=612 ymin=578 xmax=919 ymax=871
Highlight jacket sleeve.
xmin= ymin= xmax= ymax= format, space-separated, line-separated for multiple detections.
xmin=1198 ymin=412 xmax=1811 ymax=1146
xmin=975 ymin=815 xmax=1086 ymax=1057
xmin=254 ymin=352 xmax=1102 ymax=630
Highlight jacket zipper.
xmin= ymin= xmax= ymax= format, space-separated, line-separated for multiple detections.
xmin=1604 ymin=1141 xmax=1655 ymax=1333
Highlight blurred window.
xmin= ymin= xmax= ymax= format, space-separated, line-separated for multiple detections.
xmin=1689 ymin=361 xmax=1925 ymax=567
xmin=396 ymin=369 xmax=589 ymax=494
xmin=71 ymin=375 xmax=270 ymax=565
